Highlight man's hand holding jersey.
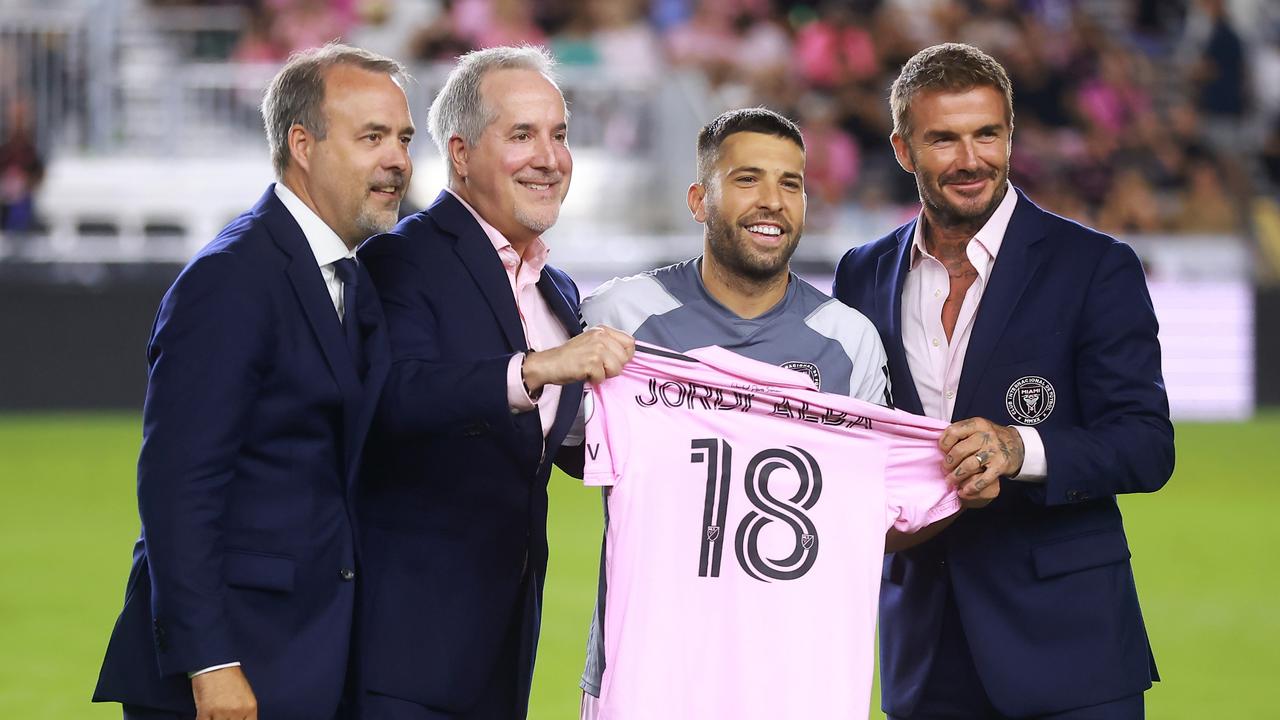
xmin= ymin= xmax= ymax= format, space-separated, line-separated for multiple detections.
xmin=940 ymin=417 xmax=1025 ymax=508
xmin=522 ymin=325 xmax=636 ymax=393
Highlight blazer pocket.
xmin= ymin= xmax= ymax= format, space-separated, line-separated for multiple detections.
xmin=225 ymin=550 xmax=296 ymax=593
xmin=1032 ymin=529 xmax=1130 ymax=580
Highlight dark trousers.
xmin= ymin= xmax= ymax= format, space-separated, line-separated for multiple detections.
xmin=889 ymin=590 xmax=1144 ymax=720
xmin=363 ymin=602 xmax=526 ymax=720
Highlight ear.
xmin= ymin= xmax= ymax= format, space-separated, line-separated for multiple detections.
xmin=890 ymin=132 xmax=915 ymax=174
xmin=687 ymin=182 xmax=708 ymax=223
xmin=448 ymin=136 xmax=470 ymax=179
xmin=288 ymin=124 xmax=313 ymax=173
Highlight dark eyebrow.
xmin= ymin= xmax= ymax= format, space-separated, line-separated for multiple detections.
xmin=920 ymin=129 xmax=958 ymax=143
xmin=728 ymin=166 xmax=804 ymax=182
xmin=358 ymin=122 xmax=414 ymax=136
xmin=976 ymin=124 xmax=1003 ymax=135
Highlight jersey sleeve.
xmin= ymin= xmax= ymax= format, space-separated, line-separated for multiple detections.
xmin=883 ymin=428 xmax=960 ymax=533
xmin=582 ymin=378 xmax=630 ymax=487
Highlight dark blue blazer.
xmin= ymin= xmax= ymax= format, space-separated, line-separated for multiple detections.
xmin=356 ymin=191 xmax=584 ymax=715
xmin=93 ymin=186 xmax=389 ymax=719
xmin=833 ymin=189 xmax=1174 ymax=717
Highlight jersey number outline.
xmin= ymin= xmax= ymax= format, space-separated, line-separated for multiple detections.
xmin=690 ymin=438 xmax=823 ymax=582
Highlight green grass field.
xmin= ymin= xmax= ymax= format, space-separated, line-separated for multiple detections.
xmin=2 ymin=413 xmax=1277 ymax=718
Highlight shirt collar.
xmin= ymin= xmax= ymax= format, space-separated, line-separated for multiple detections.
xmin=909 ymin=181 xmax=1018 ymax=269
xmin=446 ymin=187 xmax=550 ymax=275
xmin=274 ymin=182 xmax=355 ymax=267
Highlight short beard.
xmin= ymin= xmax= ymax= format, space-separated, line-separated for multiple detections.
xmin=913 ymin=153 xmax=1008 ymax=236
xmin=354 ymin=204 xmax=399 ymax=240
xmin=705 ymin=206 xmax=799 ymax=283
xmin=514 ymin=204 xmax=560 ymax=235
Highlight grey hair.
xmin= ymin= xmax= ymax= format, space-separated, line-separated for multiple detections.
xmin=261 ymin=42 xmax=409 ymax=178
xmin=427 ymin=45 xmax=564 ymax=164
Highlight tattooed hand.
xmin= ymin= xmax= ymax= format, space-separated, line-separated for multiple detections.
xmin=939 ymin=417 xmax=1026 ymax=508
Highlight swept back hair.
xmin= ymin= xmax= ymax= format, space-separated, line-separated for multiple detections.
xmin=261 ymin=42 xmax=408 ymax=178
xmin=427 ymin=45 xmax=564 ymax=165
xmin=889 ymin=43 xmax=1014 ymax=139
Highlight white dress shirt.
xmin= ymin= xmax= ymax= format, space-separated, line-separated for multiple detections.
xmin=901 ymin=183 xmax=1046 ymax=480
xmin=275 ymin=182 xmax=358 ymax=321
xmin=190 ymin=184 xmax=357 ymax=679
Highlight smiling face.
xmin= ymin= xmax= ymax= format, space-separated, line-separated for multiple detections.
xmin=450 ymin=68 xmax=572 ymax=245
xmin=892 ymin=85 xmax=1011 ymax=234
xmin=297 ymin=64 xmax=415 ymax=248
xmin=691 ymin=131 xmax=806 ymax=283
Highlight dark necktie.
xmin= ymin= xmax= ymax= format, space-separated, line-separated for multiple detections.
xmin=332 ymin=258 xmax=365 ymax=377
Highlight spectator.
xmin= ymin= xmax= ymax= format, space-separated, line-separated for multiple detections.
xmin=1190 ymin=0 xmax=1248 ymax=154
xmin=1097 ymin=167 xmax=1163 ymax=234
xmin=1170 ymin=157 xmax=1240 ymax=233
xmin=0 ymin=98 xmax=44 ymax=233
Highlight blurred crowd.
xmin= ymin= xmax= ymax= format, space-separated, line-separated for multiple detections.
xmin=7 ymin=0 xmax=1279 ymax=238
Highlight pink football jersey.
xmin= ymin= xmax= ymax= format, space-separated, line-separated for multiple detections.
xmin=583 ymin=344 xmax=960 ymax=719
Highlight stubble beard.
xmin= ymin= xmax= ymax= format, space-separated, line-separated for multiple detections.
xmin=704 ymin=205 xmax=800 ymax=284
xmin=915 ymin=155 xmax=1009 ymax=237
xmin=354 ymin=202 xmax=399 ymax=240
xmin=514 ymin=202 xmax=560 ymax=235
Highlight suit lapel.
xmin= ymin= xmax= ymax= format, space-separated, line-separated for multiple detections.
xmin=952 ymin=190 xmax=1049 ymax=420
xmin=430 ymin=191 xmax=527 ymax=352
xmin=537 ymin=272 xmax=583 ymax=338
xmin=537 ymin=270 xmax=585 ymax=451
xmin=258 ymin=187 xmax=364 ymax=475
xmin=347 ymin=260 xmax=389 ymax=490
xmin=878 ymin=220 xmax=925 ymax=415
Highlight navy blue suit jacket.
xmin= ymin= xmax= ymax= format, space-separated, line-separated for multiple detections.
xmin=94 ymin=186 xmax=389 ymax=718
xmin=833 ymin=189 xmax=1174 ymax=717
xmin=357 ymin=191 xmax=584 ymax=715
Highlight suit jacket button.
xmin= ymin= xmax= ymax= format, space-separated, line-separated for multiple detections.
xmin=339 ymin=568 xmax=356 ymax=581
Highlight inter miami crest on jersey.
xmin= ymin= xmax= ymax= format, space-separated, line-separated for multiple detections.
xmin=782 ymin=361 xmax=821 ymax=391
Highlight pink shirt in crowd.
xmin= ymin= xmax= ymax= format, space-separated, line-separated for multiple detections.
xmin=583 ymin=344 xmax=960 ymax=719
xmin=446 ymin=189 xmax=568 ymax=439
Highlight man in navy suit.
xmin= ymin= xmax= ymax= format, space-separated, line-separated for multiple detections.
xmin=93 ymin=44 xmax=415 ymax=720
xmin=833 ymin=44 xmax=1174 ymax=719
xmin=356 ymin=46 xmax=634 ymax=720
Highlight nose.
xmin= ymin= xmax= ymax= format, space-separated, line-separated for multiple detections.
xmin=955 ymin=139 xmax=979 ymax=171
xmin=384 ymin=139 xmax=410 ymax=173
xmin=531 ymin=134 xmax=558 ymax=173
xmin=757 ymin=180 xmax=784 ymax=212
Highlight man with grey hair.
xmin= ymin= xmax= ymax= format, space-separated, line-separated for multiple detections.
xmin=93 ymin=43 xmax=413 ymax=720
xmin=356 ymin=45 xmax=633 ymax=720
xmin=835 ymin=42 xmax=1172 ymax=719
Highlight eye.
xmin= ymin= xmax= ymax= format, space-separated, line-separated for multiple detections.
xmin=782 ymin=179 xmax=803 ymax=191
xmin=513 ymin=131 xmax=531 ymax=141
xmin=554 ymin=131 xmax=568 ymax=144
xmin=735 ymin=175 xmax=757 ymax=185
xmin=364 ymin=132 xmax=382 ymax=143
xmin=400 ymin=135 xmax=413 ymax=145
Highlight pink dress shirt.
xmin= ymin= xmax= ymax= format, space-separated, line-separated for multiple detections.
xmin=447 ymin=189 xmax=569 ymax=439
xmin=901 ymin=184 xmax=1046 ymax=479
